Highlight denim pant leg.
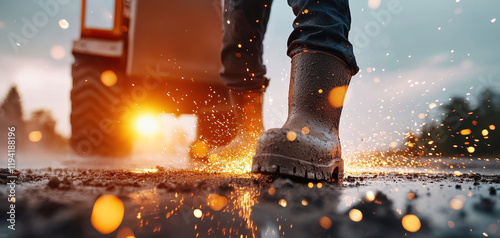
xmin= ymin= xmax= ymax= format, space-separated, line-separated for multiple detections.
xmin=220 ymin=0 xmax=273 ymax=92
xmin=287 ymin=0 xmax=359 ymax=75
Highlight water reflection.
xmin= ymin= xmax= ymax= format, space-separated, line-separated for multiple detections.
xmin=113 ymin=184 xmax=261 ymax=237
xmin=95 ymin=178 xmax=344 ymax=237
xmin=62 ymin=170 xmax=500 ymax=237
xmin=85 ymin=171 xmax=500 ymax=237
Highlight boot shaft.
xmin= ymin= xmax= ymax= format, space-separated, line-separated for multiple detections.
xmin=229 ymin=90 xmax=265 ymax=135
xmin=287 ymin=52 xmax=352 ymax=131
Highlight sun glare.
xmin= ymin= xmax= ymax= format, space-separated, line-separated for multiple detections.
xmin=135 ymin=115 xmax=160 ymax=136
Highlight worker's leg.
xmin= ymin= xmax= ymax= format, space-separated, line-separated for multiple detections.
xmin=286 ymin=0 xmax=358 ymax=74
xmin=252 ymin=0 xmax=359 ymax=180
xmin=220 ymin=0 xmax=273 ymax=91
xmin=207 ymin=0 xmax=273 ymax=171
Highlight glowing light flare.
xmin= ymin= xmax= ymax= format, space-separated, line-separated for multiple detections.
xmin=301 ymin=126 xmax=310 ymax=135
xmin=460 ymin=129 xmax=471 ymax=135
xmin=207 ymin=194 xmax=228 ymax=211
xmin=349 ymin=209 xmax=363 ymax=222
xmin=418 ymin=113 xmax=426 ymax=119
xmin=448 ymin=220 xmax=455 ymax=228
xmin=308 ymin=182 xmax=314 ymax=188
xmin=28 ymin=131 xmax=42 ymax=142
xmin=402 ymin=214 xmax=421 ymax=232
xmin=100 ymin=70 xmax=118 ymax=87
xmin=368 ymin=0 xmax=382 ymax=9
xmin=429 ymin=103 xmax=437 ymax=109
xmin=193 ymin=209 xmax=203 ymax=218
xmin=453 ymin=171 xmax=462 ymax=176
xmin=317 ymin=183 xmax=323 ymax=188
xmin=490 ymin=125 xmax=496 ymax=130
xmin=116 ymin=227 xmax=135 ymax=238
xmin=328 ymin=85 xmax=349 ymax=108
xmin=91 ymin=194 xmax=124 ymax=234
xmin=207 ymin=145 xmax=254 ymax=174
xmin=191 ymin=141 xmax=209 ymax=159
xmin=319 ymin=216 xmax=332 ymax=229
xmin=407 ymin=193 xmax=416 ymax=200
xmin=301 ymin=199 xmax=308 ymax=206
xmin=482 ymin=129 xmax=489 ymax=136
xmin=58 ymin=19 xmax=69 ymax=29
xmin=278 ymin=199 xmax=287 ymax=207
xmin=130 ymin=168 xmax=158 ymax=173
xmin=467 ymin=146 xmax=475 ymax=153
xmin=450 ymin=198 xmax=464 ymax=210
xmin=286 ymin=131 xmax=297 ymax=141
xmin=50 ymin=45 xmax=65 ymax=60
xmin=135 ymin=115 xmax=160 ymax=136
xmin=366 ymin=191 xmax=375 ymax=202
xmin=268 ymin=187 xmax=276 ymax=196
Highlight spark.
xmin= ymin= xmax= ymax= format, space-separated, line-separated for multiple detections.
xmin=365 ymin=191 xmax=375 ymax=202
xmin=193 ymin=209 xmax=203 ymax=218
xmin=58 ymin=19 xmax=69 ymax=29
xmin=278 ymin=199 xmax=287 ymax=207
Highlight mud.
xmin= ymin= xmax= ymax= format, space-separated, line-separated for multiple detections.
xmin=1 ymin=167 xmax=500 ymax=238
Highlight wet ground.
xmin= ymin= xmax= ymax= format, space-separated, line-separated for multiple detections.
xmin=1 ymin=162 xmax=500 ymax=238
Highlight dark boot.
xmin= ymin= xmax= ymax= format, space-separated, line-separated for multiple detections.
xmin=252 ymin=52 xmax=351 ymax=180
xmin=189 ymin=110 xmax=236 ymax=161
xmin=207 ymin=90 xmax=264 ymax=172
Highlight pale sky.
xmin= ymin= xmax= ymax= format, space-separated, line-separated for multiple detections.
xmin=1 ymin=0 xmax=499 ymax=153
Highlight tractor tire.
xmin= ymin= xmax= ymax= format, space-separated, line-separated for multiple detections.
xmin=70 ymin=58 xmax=132 ymax=158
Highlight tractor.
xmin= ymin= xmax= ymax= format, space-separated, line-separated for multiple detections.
xmin=70 ymin=0 xmax=235 ymax=158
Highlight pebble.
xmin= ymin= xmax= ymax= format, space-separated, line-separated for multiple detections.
xmin=48 ymin=177 xmax=61 ymax=189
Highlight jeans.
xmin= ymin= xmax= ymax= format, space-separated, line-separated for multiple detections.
xmin=220 ymin=0 xmax=359 ymax=91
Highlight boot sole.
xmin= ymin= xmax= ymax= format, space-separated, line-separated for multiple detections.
xmin=252 ymin=153 xmax=344 ymax=181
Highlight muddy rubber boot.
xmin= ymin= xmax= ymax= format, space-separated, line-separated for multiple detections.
xmin=207 ymin=90 xmax=264 ymax=172
xmin=189 ymin=110 xmax=236 ymax=161
xmin=252 ymin=52 xmax=352 ymax=181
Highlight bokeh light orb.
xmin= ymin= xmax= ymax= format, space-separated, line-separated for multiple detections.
xmin=91 ymin=194 xmax=124 ymax=234
xmin=402 ymin=214 xmax=421 ymax=232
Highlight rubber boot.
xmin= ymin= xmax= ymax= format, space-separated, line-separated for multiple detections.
xmin=189 ymin=110 xmax=236 ymax=161
xmin=207 ymin=90 xmax=264 ymax=172
xmin=252 ymin=52 xmax=351 ymax=181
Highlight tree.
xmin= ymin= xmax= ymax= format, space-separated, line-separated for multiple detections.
xmin=0 ymin=85 xmax=26 ymax=151
xmin=1 ymin=85 xmax=24 ymax=124
xmin=25 ymin=110 xmax=68 ymax=152
xmin=415 ymin=90 xmax=500 ymax=157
